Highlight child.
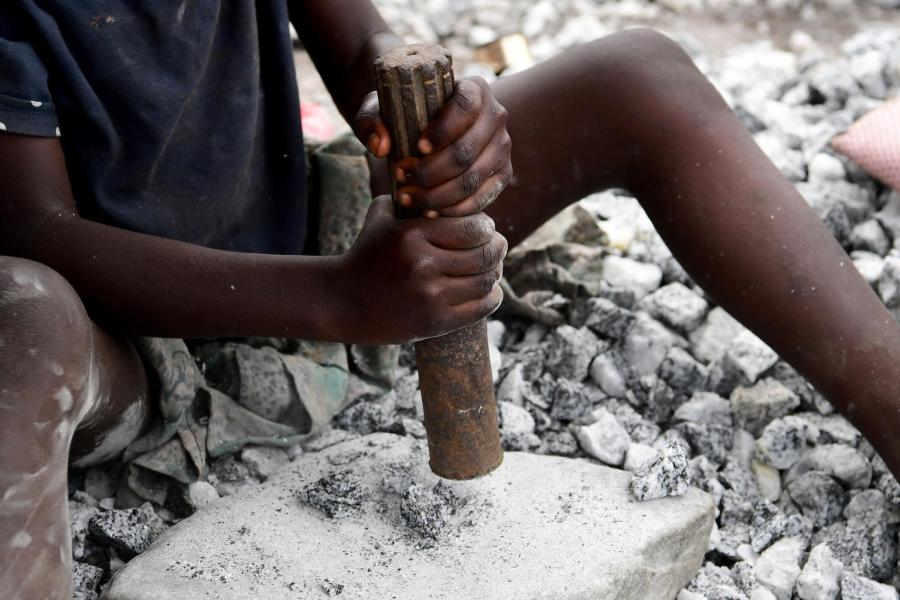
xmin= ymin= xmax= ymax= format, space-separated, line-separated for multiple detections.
xmin=1 ymin=1 xmax=898 ymax=598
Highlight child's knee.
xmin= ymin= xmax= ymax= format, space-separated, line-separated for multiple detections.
xmin=0 ymin=257 xmax=96 ymax=428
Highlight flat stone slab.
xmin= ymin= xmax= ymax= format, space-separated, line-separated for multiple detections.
xmin=104 ymin=433 xmax=714 ymax=600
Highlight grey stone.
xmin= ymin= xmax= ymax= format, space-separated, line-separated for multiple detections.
xmin=630 ymin=441 xmax=692 ymax=502
xmin=710 ymin=523 xmax=751 ymax=563
xmin=796 ymin=543 xmax=842 ymax=600
xmin=299 ymin=470 xmax=367 ymax=520
xmin=786 ymin=471 xmax=846 ymax=529
xmin=754 ymin=537 xmax=805 ymax=600
xmin=660 ymin=347 xmax=709 ymax=396
xmin=72 ymin=561 xmax=103 ymax=600
xmin=720 ymin=460 xmax=761 ymax=501
xmin=569 ymin=296 xmax=636 ymax=340
xmin=544 ymin=325 xmax=603 ymax=381
xmin=686 ymin=562 xmax=748 ymax=600
xmin=240 ymin=446 xmax=290 ymax=482
xmin=638 ymin=282 xmax=709 ymax=334
xmin=604 ymin=401 xmax=662 ymax=446
xmin=815 ymin=517 xmax=897 ymax=582
xmin=750 ymin=499 xmax=813 ymax=554
xmin=550 ymin=378 xmax=592 ymax=422
xmin=576 ymin=408 xmax=630 ymax=466
xmin=690 ymin=455 xmax=726 ymax=508
xmin=730 ymin=379 xmax=800 ymax=437
xmin=755 ymin=416 xmax=811 ymax=470
xmin=843 ymin=489 xmax=900 ymax=525
xmin=627 ymin=373 xmax=681 ymax=424
xmin=841 ymin=573 xmax=899 ymax=600
xmin=104 ymin=434 xmax=715 ymax=600
xmin=875 ymin=191 xmax=900 ymax=241
xmin=690 ymin=308 xmax=744 ymax=364
xmin=87 ymin=502 xmax=167 ymax=560
xmin=797 ymin=413 xmax=862 ymax=447
xmin=184 ymin=481 xmax=220 ymax=512
xmin=602 ymin=254 xmax=663 ymax=300
xmin=541 ymin=429 xmax=579 ymax=456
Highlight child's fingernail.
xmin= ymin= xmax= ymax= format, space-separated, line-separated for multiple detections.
xmin=395 ymin=168 xmax=407 ymax=183
xmin=425 ymin=210 xmax=439 ymax=218
xmin=418 ymin=138 xmax=433 ymax=154
xmin=400 ymin=193 xmax=413 ymax=207
xmin=367 ymin=133 xmax=380 ymax=153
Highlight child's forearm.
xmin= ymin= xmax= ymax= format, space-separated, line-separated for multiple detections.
xmin=20 ymin=212 xmax=351 ymax=340
xmin=289 ymin=0 xmax=404 ymax=122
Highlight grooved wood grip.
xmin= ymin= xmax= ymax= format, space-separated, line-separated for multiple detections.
xmin=374 ymin=45 xmax=503 ymax=480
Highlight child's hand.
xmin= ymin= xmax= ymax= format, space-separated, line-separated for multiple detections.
xmin=353 ymin=78 xmax=513 ymax=217
xmin=336 ymin=195 xmax=506 ymax=343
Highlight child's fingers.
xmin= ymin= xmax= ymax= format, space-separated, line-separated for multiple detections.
xmin=398 ymin=128 xmax=512 ymax=213
xmin=430 ymin=233 xmax=508 ymax=277
xmin=352 ymin=91 xmax=391 ymax=158
xmin=407 ymin=98 xmax=507 ymax=188
xmin=419 ymin=213 xmax=497 ymax=250
xmin=440 ymin=266 xmax=504 ymax=306
xmin=437 ymin=171 xmax=512 ymax=218
xmin=417 ymin=78 xmax=488 ymax=155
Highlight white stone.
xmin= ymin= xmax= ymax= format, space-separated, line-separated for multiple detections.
xmin=689 ymin=307 xmax=744 ymax=364
xmin=730 ymin=378 xmax=800 ymax=437
xmin=807 ymin=153 xmax=846 ymax=183
xmin=489 ymin=343 xmax=502 ymax=383
xmin=796 ymin=543 xmax=842 ymax=600
xmin=673 ymin=392 xmax=732 ymax=425
xmin=589 ymin=352 xmax=628 ymax=398
xmin=630 ymin=441 xmax=691 ymax=502
xmin=624 ymin=443 xmax=659 ymax=472
xmin=498 ymin=401 xmax=535 ymax=435
xmin=755 ymin=537 xmax=805 ymax=600
xmin=752 ymin=461 xmax=783 ymax=502
xmin=851 ymin=250 xmax=885 ymax=285
xmin=622 ymin=312 xmax=686 ymax=377
xmin=497 ymin=363 xmax=526 ymax=405
xmin=185 ymin=482 xmax=220 ymax=511
xmin=751 ymin=587 xmax=778 ymax=600
xmin=850 ymin=220 xmax=890 ymax=256
xmin=755 ymin=416 xmax=811 ymax=470
xmin=105 ymin=434 xmax=715 ymax=600
xmin=576 ymin=408 xmax=631 ymax=466
xmin=638 ymin=282 xmax=709 ymax=334
xmin=602 ymin=255 xmax=663 ymax=300
xmin=787 ymin=444 xmax=872 ymax=488
xmin=879 ymin=251 xmax=900 ymax=307
xmin=726 ymin=330 xmax=779 ymax=384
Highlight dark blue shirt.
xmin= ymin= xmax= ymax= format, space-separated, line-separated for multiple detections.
xmin=0 ymin=1 xmax=308 ymax=254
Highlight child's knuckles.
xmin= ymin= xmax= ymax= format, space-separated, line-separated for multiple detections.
xmin=458 ymin=169 xmax=482 ymax=198
xmin=452 ymin=140 xmax=478 ymax=170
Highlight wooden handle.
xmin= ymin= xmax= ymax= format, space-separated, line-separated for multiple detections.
xmin=374 ymin=44 xmax=503 ymax=480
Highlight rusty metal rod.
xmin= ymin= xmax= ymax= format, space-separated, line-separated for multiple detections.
xmin=374 ymin=44 xmax=503 ymax=480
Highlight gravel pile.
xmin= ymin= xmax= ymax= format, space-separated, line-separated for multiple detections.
xmin=67 ymin=2 xmax=900 ymax=599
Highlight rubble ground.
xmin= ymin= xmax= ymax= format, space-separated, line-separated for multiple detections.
xmin=69 ymin=2 xmax=900 ymax=599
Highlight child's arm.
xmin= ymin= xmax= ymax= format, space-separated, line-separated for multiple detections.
xmin=289 ymin=0 xmax=402 ymax=128
xmin=0 ymin=134 xmax=504 ymax=344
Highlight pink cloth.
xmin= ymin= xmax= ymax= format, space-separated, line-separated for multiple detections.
xmin=300 ymin=101 xmax=336 ymax=142
xmin=832 ymin=96 xmax=900 ymax=192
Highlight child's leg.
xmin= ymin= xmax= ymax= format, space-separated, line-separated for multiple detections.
xmin=489 ymin=29 xmax=900 ymax=473
xmin=0 ymin=257 xmax=151 ymax=599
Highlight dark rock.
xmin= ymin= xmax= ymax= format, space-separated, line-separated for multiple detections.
xmin=299 ymin=471 xmax=367 ymax=520
xmin=87 ymin=503 xmax=168 ymax=560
